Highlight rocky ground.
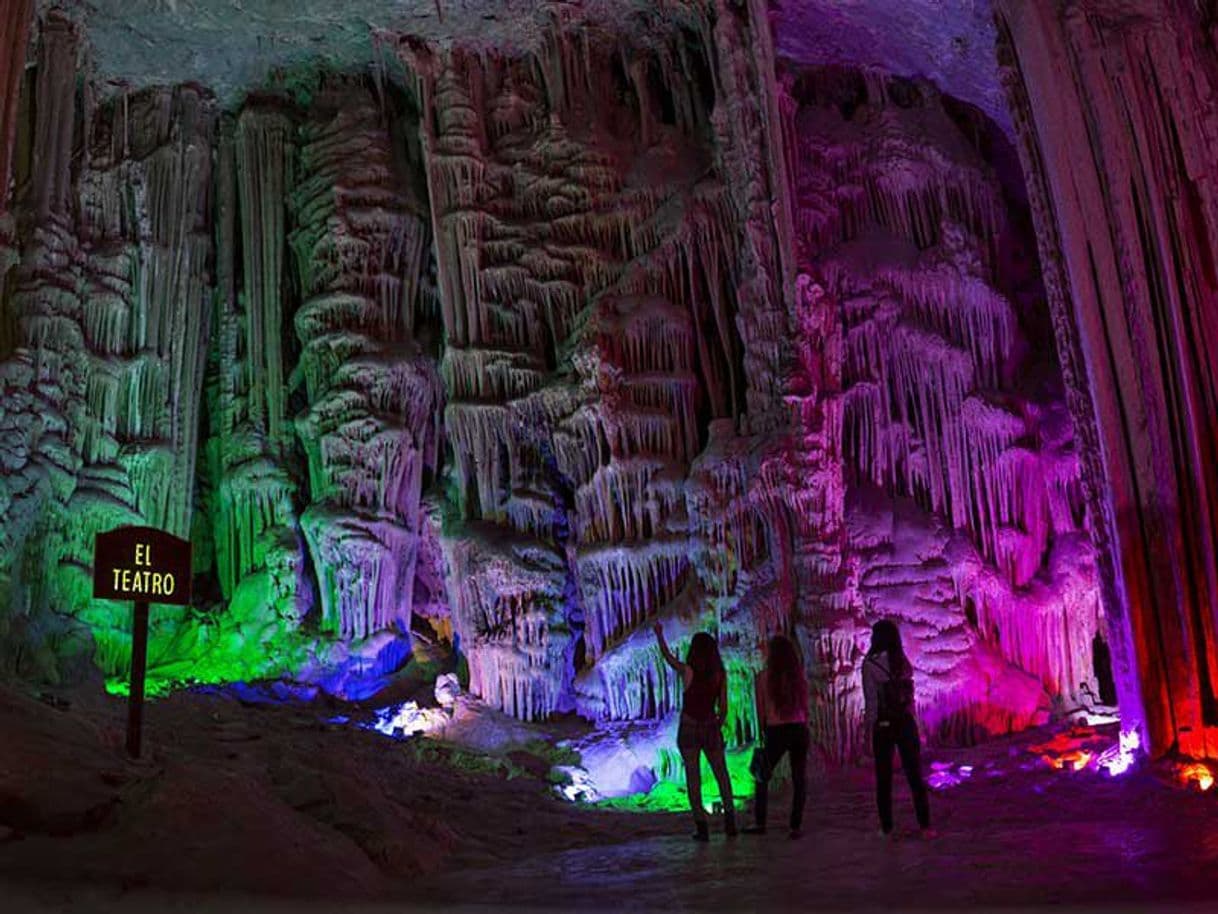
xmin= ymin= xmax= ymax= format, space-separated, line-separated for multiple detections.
xmin=1 ymin=678 xmax=1216 ymax=913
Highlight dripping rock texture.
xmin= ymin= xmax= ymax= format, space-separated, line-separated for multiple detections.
xmin=7 ymin=0 xmax=1213 ymax=769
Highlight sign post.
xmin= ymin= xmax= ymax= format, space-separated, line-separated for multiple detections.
xmin=93 ymin=526 xmax=192 ymax=759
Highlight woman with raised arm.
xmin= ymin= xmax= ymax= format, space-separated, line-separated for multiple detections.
xmin=743 ymin=634 xmax=810 ymax=838
xmin=863 ymin=618 xmax=932 ymax=838
xmin=653 ymin=622 xmax=737 ymax=841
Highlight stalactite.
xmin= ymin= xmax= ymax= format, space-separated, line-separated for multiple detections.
xmin=791 ymin=64 xmax=1102 ymax=758
xmin=235 ymin=105 xmax=293 ymax=444
xmin=0 ymin=0 xmax=1113 ymax=760
xmin=0 ymin=14 xmax=84 ymax=628
xmin=0 ymin=0 xmax=32 ymax=218
xmin=206 ymin=102 xmax=303 ymax=615
xmin=28 ymin=13 xmax=76 ymax=221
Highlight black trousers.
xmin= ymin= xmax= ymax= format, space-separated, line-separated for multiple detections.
xmin=873 ymin=715 xmax=930 ymax=833
xmin=753 ymin=723 xmax=809 ymax=830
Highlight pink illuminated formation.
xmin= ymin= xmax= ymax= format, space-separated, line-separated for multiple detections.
xmin=788 ymin=68 xmax=1101 ymax=758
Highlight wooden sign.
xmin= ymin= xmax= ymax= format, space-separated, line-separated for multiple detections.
xmin=93 ymin=526 xmax=193 ymax=758
xmin=93 ymin=526 xmax=192 ymax=605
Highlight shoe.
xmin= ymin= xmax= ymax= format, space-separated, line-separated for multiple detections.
xmin=693 ymin=822 xmax=710 ymax=842
xmin=877 ymin=828 xmax=894 ymax=839
xmin=789 ymin=828 xmax=803 ymax=840
xmin=742 ymin=825 xmax=767 ymax=835
xmin=919 ymin=827 xmax=938 ymax=839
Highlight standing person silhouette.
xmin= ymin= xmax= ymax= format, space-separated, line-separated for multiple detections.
xmin=863 ymin=619 xmax=932 ymax=838
xmin=654 ymin=622 xmax=737 ymax=841
xmin=743 ymin=634 xmax=810 ymax=838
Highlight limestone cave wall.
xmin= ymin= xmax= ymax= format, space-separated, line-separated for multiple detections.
xmin=995 ymin=0 xmax=1218 ymax=761
xmin=0 ymin=1 xmax=1112 ymax=762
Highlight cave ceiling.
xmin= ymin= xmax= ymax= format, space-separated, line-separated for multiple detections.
xmin=772 ymin=0 xmax=1005 ymax=131
xmin=51 ymin=0 xmax=1005 ymax=128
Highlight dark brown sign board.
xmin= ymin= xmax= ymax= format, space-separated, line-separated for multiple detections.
xmin=93 ymin=526 xmax=193 ymax=758
xmin=94 ymin=526 xmax=193 ymax=605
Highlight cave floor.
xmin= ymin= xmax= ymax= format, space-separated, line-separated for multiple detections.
xmin=2 ymin=681 xmax=1216 ymax=913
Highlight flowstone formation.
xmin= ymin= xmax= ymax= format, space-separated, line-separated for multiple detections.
xmin=788 ymin=68 xmax=1103 ymax=755
xmin=1 ymin=13 xmax=215 ymax=682
xmin=393 ymin=0 xmax=803 ymax=739
xmin=0 ymin=0 xmax=1112 ymax=769
xmin=0 ymin=10 xmax=450 ymax=694
xmin=291 ymin=85 xmax=443 ymax=645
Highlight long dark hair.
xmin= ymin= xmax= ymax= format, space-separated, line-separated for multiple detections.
xmin=764 ymin=634 xmax=804 ymax=716
xmin=686 ymin=632 xmax=725 ymax=683
xmin=867 ymin=619 xmax=910 ymax=677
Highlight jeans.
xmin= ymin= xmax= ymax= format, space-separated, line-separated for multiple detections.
xmin=873 ymin=714 xmax=930 ymax=833
xmin=753 ymin=722 xmax=809 ymax=830
xmin=678 ymin=714 xmax=734 ymax=827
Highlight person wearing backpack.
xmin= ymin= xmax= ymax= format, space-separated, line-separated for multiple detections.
xmin=863 ymin=619 xmax=932 ymax=837
xmin=743 ymin=634 xmax=810 ymax=839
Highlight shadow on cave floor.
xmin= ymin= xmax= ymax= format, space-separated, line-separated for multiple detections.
xmin=1 ymin=680 xmax=1216 ymax=913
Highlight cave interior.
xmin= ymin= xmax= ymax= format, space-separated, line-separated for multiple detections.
xmin=1 ymin=0 xmax=1217 ymax=803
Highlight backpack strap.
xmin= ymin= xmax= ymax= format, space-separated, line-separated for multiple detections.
xmin=866 ymin=654 xmax=891 ymax=679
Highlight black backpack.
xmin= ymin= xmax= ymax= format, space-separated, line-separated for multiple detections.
xmin=871 ymin=656 xmax=915 ymax=723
